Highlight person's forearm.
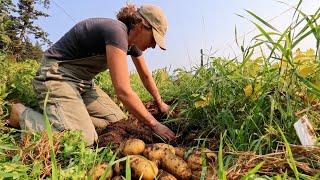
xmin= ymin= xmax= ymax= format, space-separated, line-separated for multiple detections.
xmin=141 ymin=75 xmax=162 ymax=105
xmin=117 ymin=90 xmax=158 ymax=126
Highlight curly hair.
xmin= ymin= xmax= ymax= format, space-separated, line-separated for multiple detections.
xmin=116 ymin=4 xmax=150 ymax=31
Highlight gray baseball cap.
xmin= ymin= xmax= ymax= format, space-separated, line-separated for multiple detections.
xmin=138 ymin=4 xmax=168 ymax=50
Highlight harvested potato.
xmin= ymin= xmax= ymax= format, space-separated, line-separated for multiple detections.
xmin=130 ymin=155 xmax=159 ymax=180
xmin=174 ymin=147 xmax=186 ymax=158
xmin=143 ymin=143 xmax=175 ymax=161
xmin=161 ymin=152 xmax=191 ymax=180
xmin=187 ymin=148 xmax=217 ymax=171
xmin=158 ymin=170 xmax=177 ymax=180
xmin=187 ymin=153 xmax=202 ymax=171
xmin=92 ymin=163 xmax=113 ymax=180
xmin=152 ymin=143 xmax=175 ymax=154
xmin=122 ymin=138 xmax=145 ymax=155
xmin=145 ymin=148 xmax=166 ymax=161
xmin=201 ymin=148 xmax=217 ymax=161
xmin=152 ymin=159 xmax=161 ymax=167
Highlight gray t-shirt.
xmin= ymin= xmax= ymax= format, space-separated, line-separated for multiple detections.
xmin=44 ymin=18 xmax=142 ymax=60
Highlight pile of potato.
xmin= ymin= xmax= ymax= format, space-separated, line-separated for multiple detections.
xmin=94 ymin=138 xmax=217 ymax=180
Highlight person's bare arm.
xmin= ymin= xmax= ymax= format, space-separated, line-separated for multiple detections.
xmin=132 ymin=55 xmax=170 ymax=113
xmin=106 ymin=45 xmax=175 ymax=140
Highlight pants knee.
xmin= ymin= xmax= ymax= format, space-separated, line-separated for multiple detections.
xmin=82 ymin=130 xmax=98 ymax=146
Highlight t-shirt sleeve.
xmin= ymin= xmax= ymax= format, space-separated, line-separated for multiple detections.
xmin=100 ymin=22 xmax=128 ymax=53
xmin=127 ymin=45 xmax=143 ymax=57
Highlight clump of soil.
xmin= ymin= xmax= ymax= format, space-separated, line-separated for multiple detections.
xmin=97 ymin=101 xmax=179 ymax=148
xmin=97 ymin=116 xmax=154 ymax=148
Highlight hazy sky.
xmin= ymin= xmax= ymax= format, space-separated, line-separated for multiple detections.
xmin=37 ymin=0 xmax=319 ymax=71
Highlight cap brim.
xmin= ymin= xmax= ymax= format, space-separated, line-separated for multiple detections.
xmin=152 ymin=28 xmax=166 ymax=50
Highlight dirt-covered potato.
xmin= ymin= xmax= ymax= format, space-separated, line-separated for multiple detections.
xmin=158 ymin=170 xmax=177 ymax=180
xmin=122 ymin=138 xmax=145 ymax=155
xmin=174 ymin=147 xmax=186 ymax=158
xmin=186 ymin=148 xmax=217 ymax=171
xmin=186 ymin=153 xmax=202 ymax=171
xmin=130 ymin=155 xmax=159 ymax=180
xmin=92 ymin=163 xmax=113 ymax=180
xmin=201 ymin=148 xmax=216 ymax=161
xmin=151 ymin=159 xmax=161 ymax=167
xmin=153 ymin=143 xmax=175 ymax=154
xmin=143 ymin=143 xmax=175 ymax=161
xmin=161 ymin=152 xmax=191 ymax=180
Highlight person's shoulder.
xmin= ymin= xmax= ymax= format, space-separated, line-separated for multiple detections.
xmin=83 ymin=18 xmax=126 ymax=30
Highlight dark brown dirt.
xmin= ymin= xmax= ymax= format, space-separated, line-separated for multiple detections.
xmin=97 ymin=101 xmax=179 ymax=148
xmin=97 ymin=117 xmax=154 ymax=148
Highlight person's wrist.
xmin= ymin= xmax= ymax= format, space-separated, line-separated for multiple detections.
xmin=145 ymin=114 xmax=158 ymax=127
xmin=155 ymin=96 xmax=162 ymax=106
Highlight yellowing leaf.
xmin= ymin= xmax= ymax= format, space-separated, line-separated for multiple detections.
xmin=306 ymin=48 xmax=315 ymax=57
xmin=294 ymin=48 xmax=305 ymax=59
xmin=194 ymin=100 xmax=209 ymax=108
xmin=191 ymin=93 xmax=200 ymax=97
xmin=254 ymin=57 xmax=264 ymax=64
xmin=244 ymin=84 xmax=253 ymax=97
xmin=313 ymin=81 xmax=320 ymax=89
xmin=194 ymin=92 xmax=212 ymax=108
xmin=298 ymin=65 xmax=317 ymax=78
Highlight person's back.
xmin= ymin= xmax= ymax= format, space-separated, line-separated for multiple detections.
xmin=45 ymin=18 xmax=129 ymax=61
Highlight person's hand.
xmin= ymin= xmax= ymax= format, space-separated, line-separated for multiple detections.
xmin=151 ymin=121 xmax=175 ymax=140
xmin=158 ymin=101 xmax=170 ymax=114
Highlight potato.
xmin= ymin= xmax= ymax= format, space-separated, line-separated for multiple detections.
xmin=122 ymin=139 xmax=145 ymax=155
xmin=161 ymin=152 xmax=191 ymax=179
xmin=186 ymin=148 xmax=217 ymax=171
xmin=152 ymin=159 xmax=161 ymax=167
xmin=143 ymin=143 xmax=175 ymax=161
xmin=201 ymin=148 xmax=216 ymax=161
xmin=174 ymin=147 xmax=186 ymax=158
xmin=146 ymin=148 xmax=166 ymax=161
xmin=158 ymin=169 xmax=177 ymax=180
xmin=152 ymin=143 xmax=175 ymax=154
xmin=130 ymin=155 xmax=159 ymax=180
xmin=92 ymin=163 xmax=113 ymax=180
xmin=187 ymin=153 xmax=202 ymax=171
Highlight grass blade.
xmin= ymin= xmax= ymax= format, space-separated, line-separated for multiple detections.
xmin=100 ymin=152 xmax=117 ymax=180
xmin=245 ymin=10 xmax=279 ymax=32
xmin=218 ymin=132 xmax=227 ymax=180
xmin=241 ymin=161 xmax=265 ymax=180
xmin=277 ymin=125 xmax=300 ymax=179
xmin=125 ymin=156 xmax=131 ymax=180
xmin=43 ymin=91 xmax=58 ymax=179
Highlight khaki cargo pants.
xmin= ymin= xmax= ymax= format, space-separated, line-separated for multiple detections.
xmin=19 ymin=56 xmax=127 ymax=145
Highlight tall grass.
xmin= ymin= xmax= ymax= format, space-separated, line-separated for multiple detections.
xmin=173 ymin=1 xmax=320 ymax=153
